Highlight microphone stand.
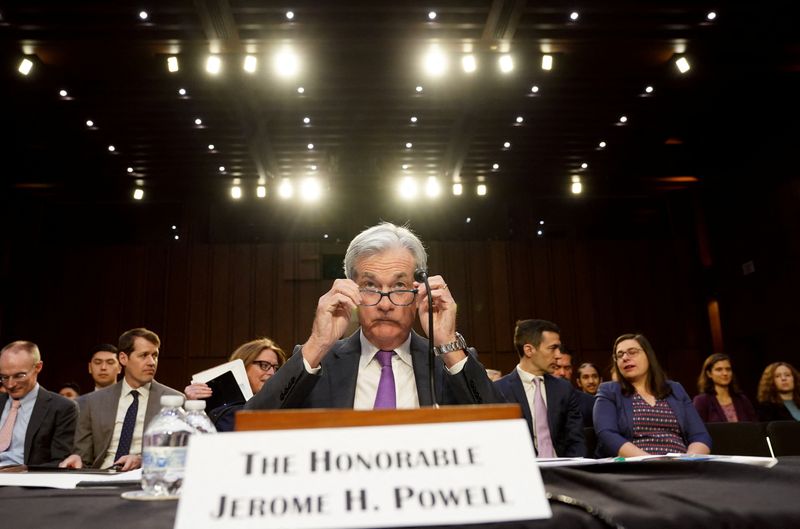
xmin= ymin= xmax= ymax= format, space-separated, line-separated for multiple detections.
xmin=415 ymin=269 xmax=439 ymax=408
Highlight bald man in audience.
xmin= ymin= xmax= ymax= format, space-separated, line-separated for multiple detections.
xmin=60 ymin=328 xmax=182 ymax=470
xmin=0 ymin=341 xmax=78 ymax=467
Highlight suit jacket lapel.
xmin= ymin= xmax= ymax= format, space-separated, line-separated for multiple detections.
xmin=509 ymin=371 xmax=533 ymax=426
xmin=145 ymin=382 xmax=163 ymax=425
xmin=24 ymin=388 xmax=51 ymax=462
xmin=98 ymin=383 xmax=123 ymax=455
xmin=328 ymin=332 xmax=361 ymax=408
xmin=410 ymin=332 xmax=433 ymax=406
xmin=543 ymin=375 xmax=561 ymax=436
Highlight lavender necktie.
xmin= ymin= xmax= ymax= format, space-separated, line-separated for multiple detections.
xmin=373 ymin=350 xmax=396 ymax=409
xmin=532 ymin=377 xmax=556 ymax=458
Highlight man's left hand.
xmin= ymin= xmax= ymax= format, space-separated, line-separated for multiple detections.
xmin=415 ymin=275 xmax=466 ymax=366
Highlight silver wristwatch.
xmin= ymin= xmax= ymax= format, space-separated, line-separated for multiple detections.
xmin=433 ymin=332 xmax=467 ymax=356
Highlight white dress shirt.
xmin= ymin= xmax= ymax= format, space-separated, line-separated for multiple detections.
xmin=101 ymin=379 xmax=151 ymax=468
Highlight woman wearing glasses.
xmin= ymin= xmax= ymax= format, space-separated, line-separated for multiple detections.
xmin=693 ymin=353 xmax=757 ymax=423
xmin=184 ymin=338 xmax=287 ymax=400
xmin=593 ymin=333 xmax=711 ymax=457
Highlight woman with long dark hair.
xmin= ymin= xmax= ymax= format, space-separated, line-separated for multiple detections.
xmin=693 ymin=353 xmax=757 ymax=422
xmin=593 ymin=333 xmax=711 ymax=457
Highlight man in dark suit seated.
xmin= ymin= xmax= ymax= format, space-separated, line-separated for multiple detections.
xmin=246 ymin=222 xmax=503 ymax=410
xmin=60 ymin=328 xmax=182 ymax=470
xmin=494 ymin=319 xmax=585 ymax=457
xmin=0 ymin=341 xmax=78 ymax=467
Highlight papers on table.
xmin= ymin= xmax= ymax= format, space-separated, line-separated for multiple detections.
xmin=191 ymin=358 xmax=253 ymax=410
xmin=0 ymin=468 xmax=142 ymax=489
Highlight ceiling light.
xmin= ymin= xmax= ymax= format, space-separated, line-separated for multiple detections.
xmin=86 ymin=120 xmax=94 ymax=127
xmin=399 ymin=177 xmax=418 ymax=200
xmin=541 ymin=54 xmax=553 ymax=71
xmin=492 ymin=163 xmax=500 ymax=170
xmin=706 ymin=11 xmax=717 ymax=21
xmin=462 ymin=55 xmax=477 ymax=73
xmin=675 ymin=56 xmax=691 ymax=74
xmin=107 ymin=145 xmax=116 ymax=152
xmin=133 ymin=188 xmax=144 ymax=200
xmin=425 ymin=177 xmax=441 ymax=198
xmin=194 ymin=118 xmax=202 ymax=125
xmin=59 ymin=89 xmax=68 ymax=97
xmin=171 ymin=225 xmax=177 ymax=230
xmin=537 ymin=230 xmax=543 ymax=236
xmin=297 ymin=86 xmax=305 ymax=94
xmin=402 ymin=164 xmax=410 ymax=170
xmin=581 ymin=163 xmax=588 ymax=169
xmin=466 ymin=217 xmax=471 ymax=223
xmin=219 ymin=166 xmax=225 ymax=172
xmin=206 ymin=55 xmax=221 ymax=75
xmin=423 ymin=45 xmax=448 ymax=76
xmin=274 ymin=48 xmax=300 ymax=77
xmin=310 ymin=164 xmax=318 ymax=171
xmin=503 ymin=141 xmax=511 ymax=149
xmin=499 ymin=54 xmax=514 ymax=73
xmin=18 ymin=58 xmax=33 ymax=76
xmin=230 ymin=185 xmax=242 ymax=200
xmin=127 ymin=167 xmax=134 ymax=173
xmin=530 ymin=85 xmax=539 ymax=93
xmin=256 ymin=185 xmax=266 ymax=198
xmin=515 ymin=116 xmax=524 ymax=124
xmin=174 ymin=235 xmax=180 ymax=240
xmin=415 ymin=85 xmax=424 ymax=93
xmin=598 ymin=141 xmax=607 ymax=148
xmin=477 ymin=184 xmax=487 ymax=196
xmin=570 ymin=11 xmax=579 ymax=21
xmin=405 ymin=142 xmax=413 ymax=149
xmin=619 ymin=115 xmax=628 ymax=123
xmin=178 ymin=88 xmax=186 ymax=96
xmin=307 ymin=143 xmax=314 ymax=150
xmin=323 ymin=234 xmax=329 ymax=239
xmin=428 ymin=11 xmax=437 ymax=20
xmin=139 ymin=11 xmax=148 ymax=21
xmin=645 ymin=85 xmax=654 ymax=93
xmin=303 ymin=116 xmax=311 ymax=124
xmin=167 ymin=56 xmax=179 ymax=73
xmin=208 ymin=144 xmax=215 ymax=150
xmin=278 ymin=178 xmax=293 ymax=199
xmin=243 ymin=55 xmax=257 ymax=73
xmin=286 ymin=10 xmax=294 ymax=20
xmin=410 ymin=116 xmax=418 ymax=123
xmin=453 ymin=183 xmax=463 ymax=196
xmin=301 ymin=177 xmax=322 ymax=202
xmin=571 ymin=182 xmax=583 ymax=194
xmin=539 ymin=220 xmax=545 ymax=225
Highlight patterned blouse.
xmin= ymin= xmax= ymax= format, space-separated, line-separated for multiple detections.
xmin=631 ymin=393 xmax=687 ymax=454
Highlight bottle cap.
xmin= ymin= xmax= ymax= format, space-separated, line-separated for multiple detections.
xmin=160 ymin=395 xmax=185 ymax=407
xmin=185 ymin=400 xmax=207 ymax=411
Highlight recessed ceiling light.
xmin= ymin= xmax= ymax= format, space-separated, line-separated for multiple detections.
xmin=570 ymin=11 xmax=579 ymax=21
xmin=219 ymin=166 xmax=225 ymax=172
xmin=256 ymin=185 xmax=266 ymax=198
xmin=297 ymin=86 xmax=305 ymax=94
xmin=138 ymin=11 xmax=148 ymax=21
xmin=598 ymin=141 xmax=607 ymax=148
xmin=539 ymin=220 xmax=545 ymax=225
xmin=208 ymin=144 xmax=215 ymax=150
xmin=402 ymin=164 xmax=410 ymax=170
xmin=571 ymin=181 xmax=583 ymax=194
xmin=323 ymin=234 xmax=329 ymax=239
xmin=167 ymin=56 xmax=179 ymax=73
xmin=303 ymin=116 xmax=311 ymax=124
xmin=310 ymin=164 xmax=318 ymax=171
xmin=645 ymin=85 xmax=654 ymax=93
xmin=127 ymin=167 xmax=134 ymax=173
xmin=530 ymin=85 xmax=539 ymax=93
xmin=286 ymin=10 xmax=295 ymax=20
xmin=537 ymin=230 xmax=543 ymax=236
xmin=274 ymin=48 xmax=300 ymax=77
xmin=307 ymin=143 xmax=314 ymax=150
xmin=278 ymin=178 xmax=293 ymax=199
xmin=499 ymin=54 xmax=513 ymax=73
xmin=492 ymin=163 xmax=500 ymax=170
xmin=515 ymin=116 xmax=524 ymax=124
xmin=107 ymin=145 xmax=116 ymax=152
xmin=503 ymin=141 xmax=511 ymax=149
xmin=405 ymin=142 xmax=413 ymax=149
xmin=581 ymin=162 xmax=588 ymax=169
xmin=425 ymin=177 xmax=441 ymax=198
xmin=415 ymin=85 xmax=423 ymax=93
xmin=619 ymin=115 xmax=628 ymax=123
xmin=423 ymin=45 xmax=448 ymax=76
xmin=230 ymin=185 xmax=242 ymax=200
xmin=477 ymin=184 xmax=487 ymax=196
xmin=243 ymin=55 xmax=257 ymax=73
xmin=178 ymin=88 xmax=186 ymax=96
xmin=59 ymin=89 xmax=68 ymax=97
xmin=465 ymin=217 xmax=471 ymax=223
xmin=675 ymin=56 xmax=691 ymax=74
xmin=206 ymin=55 xmax=221 ymax=75
xmin=462 ymin=55 xmax=477 ymax=73
xmin=133 ymin=188 xmax=144 ymax=200
xmin=174 ymin=235 xmax=180 ymax=240
xmin=86 ymin=120 xmax=94 ymax=127
xmin=428 ymin=11 xmax=437 ymax=20
xmin=194 ymin=118 xmax=202 ymax=125
xmin=171 ymin=225 xmax=177 ymax=230
xmin=410 ymin=116 xmax=418 ymax=123
xmin=541 ymin=54 xmax=553 ymax=71
xmin=453 ymin=183 xmax=463 ymax=196
xmin=706 ymin=11 xmax=717 ymax=21
xmin=18 ymin=58 xmax=33 ymax=76
xmin=398 ymin=177 xmax=418 ymax=200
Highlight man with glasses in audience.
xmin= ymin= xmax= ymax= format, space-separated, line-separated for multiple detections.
xmin=246 ymin=222 xmax=502 ymax=410
xmin=0 ymin=341 xmax=78 ymax=467
xmin=60 ymin=328 xmax=182 ymax=470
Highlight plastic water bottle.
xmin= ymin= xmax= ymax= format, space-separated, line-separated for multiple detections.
xmin=184 ymin=400 xmax=217 ymax=433
xmin=141 ymin=395 xmax=192 ymax=496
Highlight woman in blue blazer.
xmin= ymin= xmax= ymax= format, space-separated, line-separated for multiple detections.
xmin=593 ymin=333 xmax=711 ymax=458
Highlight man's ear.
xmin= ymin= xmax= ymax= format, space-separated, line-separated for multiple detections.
xmin=522 ymin=343 xmax=535 ymax=357
xmin=118 ymin=352 xmax=129 ymax=368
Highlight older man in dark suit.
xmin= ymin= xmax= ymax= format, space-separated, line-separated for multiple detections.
xmin=494 ymin=319 xmax=585 ymax=457
xmin=0 ymin=341 xmax=77 ymax=467
xmin=246 ymin=222 xmax=502 ymax=410
xmin=60 ymin=328 xmax=182 ymax=470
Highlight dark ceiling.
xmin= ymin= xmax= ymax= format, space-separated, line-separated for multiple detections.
xmin=1 ymin=1 xmax=798 ymax=243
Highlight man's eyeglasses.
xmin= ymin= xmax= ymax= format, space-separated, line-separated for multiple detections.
xmin=0 ymin=365 xmax=37 ymax=384
xmin=614 ymin=347 xmax=643 ymax=361
xmin=252 ymin=361 xmax=279 ymax=373
xmin=359 ymin=288 xmax=418 ymax=307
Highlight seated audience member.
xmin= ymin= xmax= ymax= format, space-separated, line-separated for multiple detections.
xmin=0 ymin=341 xmax=78 ymax=467
xmin=552 ymin=350 xmax=574 ymax=383
xmin=495 ymin=319 xmax=585 ymax=457
xmin=693 ymin=353 xmax=757 ymax=422
xmin=552 ymin=351 xmax=594 ymax=428
xmin=60 ymin=328 xmax=182 ymax=470
xmin=184 ymin=338 xmax=287 ymax=430
xmin=594 ymin=333 xmax=711 ymax=457
xmin=58 ymin=382 xmax=82 ymax=401
xmin=757 ymin=362 xmax=800 ymax=421
xmin=576 ymin=363 xmax=602 ymax=395
xmin=245 ymin=222 xmax=502 ymax=411
xmin=87 ymin=344 xmax=121 ymax=391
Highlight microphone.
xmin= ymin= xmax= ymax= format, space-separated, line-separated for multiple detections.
xmin=415 ymin=269 xmax=438 ymax=408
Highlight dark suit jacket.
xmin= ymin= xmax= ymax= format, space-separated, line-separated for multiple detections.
xmin=245 ymin=330 xmax=504 ymax=410
xmin=692 ymin=392 xmax=758 ymax=423
xmin=493 ymin=370 xmax=586 ymax=457
xmin=756 ymin=401 xmax=795 ymax=422
xmin=575 ymin=390 xmax=596 ymax=428
xmin=594 ymin=380 xmax=712 ymax=457
xmin=73 ymin=379 xmax=182 ymax=468
xmin=0 ymin=387 xmax=78 ymax=466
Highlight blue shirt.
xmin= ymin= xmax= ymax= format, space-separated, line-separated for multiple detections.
xmin=0 ymin=384 xmax=40 ymax=466
xmin=784 ymin=400 xmax=800 ymax=421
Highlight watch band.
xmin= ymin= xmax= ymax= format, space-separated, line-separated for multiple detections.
xmin=433 ymin=332 xmax=467 ymax=356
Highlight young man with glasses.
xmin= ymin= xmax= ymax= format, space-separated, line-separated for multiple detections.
xmin=246 ymin=221 xmax=503 ymax=410
xmin=0 ymin=341 xmax=78 ymax=467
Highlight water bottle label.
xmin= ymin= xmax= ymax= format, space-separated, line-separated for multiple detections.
xmin=143 ymin=446 xmax=187 ymax=470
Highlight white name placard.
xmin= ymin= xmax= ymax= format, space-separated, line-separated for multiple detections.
xmin=174 ymin=419 xmax=550 ymax=529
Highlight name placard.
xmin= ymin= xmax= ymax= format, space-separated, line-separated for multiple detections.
xmin=174 ymin=419 xmax=550 ymax=529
